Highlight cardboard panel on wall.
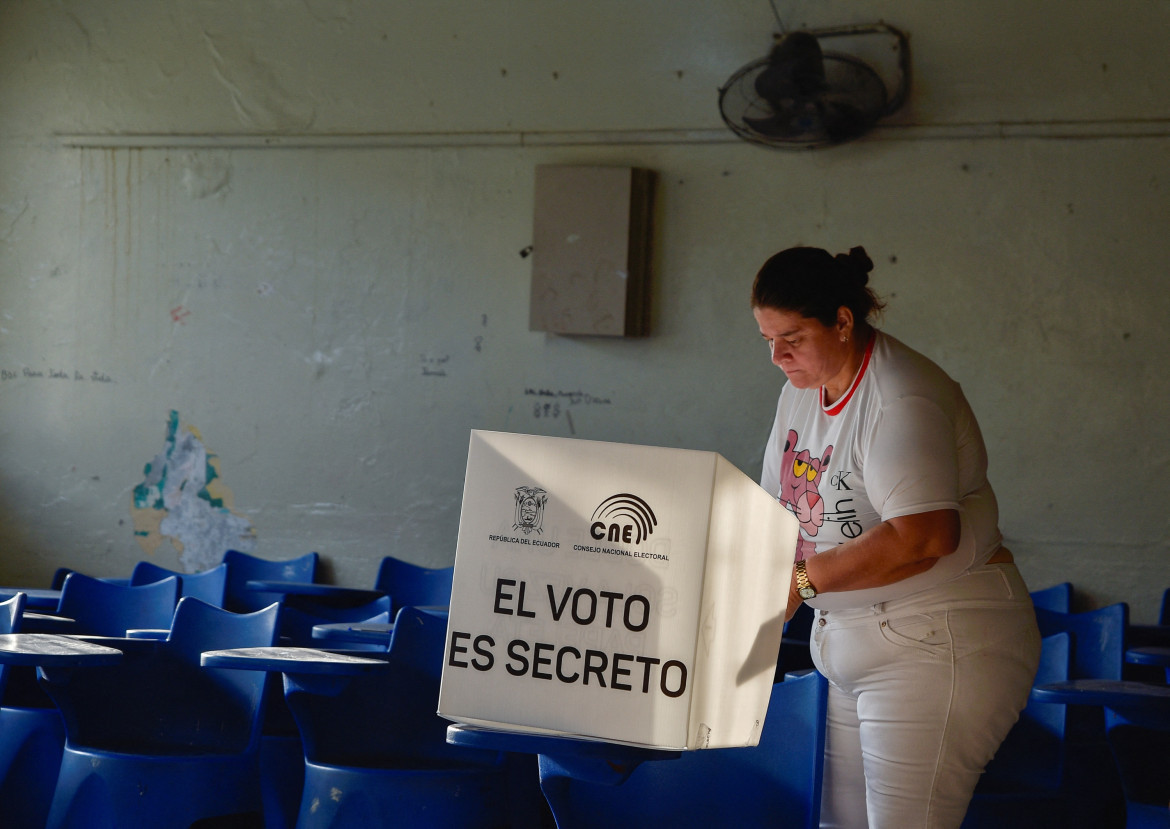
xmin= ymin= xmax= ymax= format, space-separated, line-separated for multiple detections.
xmin=438 ymin=430 xmax=798 ymax=750
xmin=529 ymin=165 xmax=653 ymax=337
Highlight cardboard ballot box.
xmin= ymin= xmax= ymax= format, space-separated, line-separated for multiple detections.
xmin=438 ymin=430 xmax=799 ymax=750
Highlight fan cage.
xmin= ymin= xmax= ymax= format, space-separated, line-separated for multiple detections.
xmin=717 ymin=22 xmax=910 ymax=149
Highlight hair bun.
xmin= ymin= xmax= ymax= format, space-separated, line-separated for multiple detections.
xmin=835 ymin=246 xmax=874 ymax=285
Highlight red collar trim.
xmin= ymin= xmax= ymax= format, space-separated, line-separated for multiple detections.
xmin=822 ymin=334 xmax=875 ymax=416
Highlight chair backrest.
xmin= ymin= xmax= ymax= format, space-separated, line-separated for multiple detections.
xmin=0 ymin=592 xmax=26 ymax=696
xmin=40 ymin=598 xmax=280 ymax=756
xmin=50 ymin=568 xmax=73 ymax=590
xmin=167 ymin=596 xmax=280 ymax=671
xmin=0 ymin=592 xmax=24 ymax=633
xmin=1035 ymin=603 xmax=1129 ymax=680
xmin=56 ymin=571 xmax=180 ymax=636
xmin=373 ymin=556 xmax=453 ymax=614
xmin=222 ymin=549 xmax=319 ymax=612
xmin=537 ymin=670 xmax=828 ymax=829
xmin=1030 ymin=582 xmax=1073 ymax=614
xmin=979 ymin=631 xmax=1072 ymax=791
xmin=1026 ymin=632 xmax=1074 ymax=735
xmin=130 ymin=561 xmax=228 ymax=607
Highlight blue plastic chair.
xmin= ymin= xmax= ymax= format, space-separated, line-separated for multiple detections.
xmin=987 ymin=632 xmax=1073 ymax=788
xmin=221 ymin=551 xmax=322 ymax=829
xmin=964 ymin=633 xmax=1074 ymax=828
xmin=0 ymin=592 xmax=67 ymax=829
xmin=22 ymin=572 xmax=181 ymax=637
xmin=0 ymin=579 xmax=146 ymax=829
xmin=282 ymin=606 xmax=516 ymax=828
xmin=1022 ymin=604 xmax=1130 ymax=826
xmin=534 ymin=669 xmax=828 ymax=829
xmin=249 ymin=593 xmax=396 ymax=827
xmin=37 ymin=597 xmax=280 ymax=829
xmin=223 ymin=549 xmax=320 ymax=613
xmin=130 ymin=560 xmax=228 ymax=607
xmin=1032 ymin=603 xmax=1167 ymax=829
xmin=1030 ymin=582 xmax=1073 ymax=613
xmin=373 ymin=556 xmax=453 ymax=615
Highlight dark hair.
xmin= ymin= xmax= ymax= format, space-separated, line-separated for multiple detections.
xmin=751 ymin=246 xmax=885 ymax=327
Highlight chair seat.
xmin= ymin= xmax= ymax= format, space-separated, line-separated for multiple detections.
xmin=297 ymin=759 xmax=507 ymax=829
xmin=49 ymin=745 xmax=261 ymax=829
xmin=0 ymin=703 xmax=64 ymax=829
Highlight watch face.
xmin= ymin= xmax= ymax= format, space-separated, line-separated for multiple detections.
xmin=798 ymin=586 xmax=816 ymax=600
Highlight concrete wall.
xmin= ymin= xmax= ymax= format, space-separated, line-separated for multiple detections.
xmin=1 ymin=1 xmax=1167 ymax=620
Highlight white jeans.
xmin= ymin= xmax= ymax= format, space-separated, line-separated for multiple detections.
xmin=810 ymin=563 xmax=1041 ymax=829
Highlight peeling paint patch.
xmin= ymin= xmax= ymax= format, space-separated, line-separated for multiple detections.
xmin=0 ymin=197 xmax=30 ymax=242
xmin=131 ymin=410 xmax=256 ymax=570
xmin=179 ymin=153 xmax=231 ymax=199
xmin=202 ymin=31 xmax=317 ymax=131
xmin=290 ymin=502 xmax=354 ymax=516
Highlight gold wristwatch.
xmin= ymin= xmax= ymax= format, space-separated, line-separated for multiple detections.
xmin=794 ymin=560 xmax=817 ymax=600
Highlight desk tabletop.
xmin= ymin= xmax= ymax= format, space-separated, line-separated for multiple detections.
xmin=1034 ymin=678 xmax=1170 ymax=699
xmin=1034 ymin=679 xmax=1170 ymax=730
xmin=311 ymin=621 xmax=395 ymax=646
xmin=1034 ymin=676 xmax=1170 ymax=708
xmin=202 ymin=646 xmax=390 ymax=675
xmin=244 ymin=580 xmax=385 ymax=603
xmin=0 ymin=633 xmax=124 ymax=666
xmin=1126 ymin=646 xmax=1170 ymax=667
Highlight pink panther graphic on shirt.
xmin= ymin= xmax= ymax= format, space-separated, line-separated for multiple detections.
xmin=778 ymin=429 xmax=833 ymax=561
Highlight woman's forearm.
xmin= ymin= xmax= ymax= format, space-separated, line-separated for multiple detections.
xmin=800 ymin=508 xmax=961 ymax=595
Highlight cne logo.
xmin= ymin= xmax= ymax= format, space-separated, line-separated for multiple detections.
xmin=590 ymin=493 xmax=658 ymax=545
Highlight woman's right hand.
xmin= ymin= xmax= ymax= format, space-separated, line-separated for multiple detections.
xmin=785 ymin=565 xmax=803 ymax=622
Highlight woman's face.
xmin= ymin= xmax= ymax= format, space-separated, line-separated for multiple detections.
xmin=753 ymin=305 xmax=854 ymax=392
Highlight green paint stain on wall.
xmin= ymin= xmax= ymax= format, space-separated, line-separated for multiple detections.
xmin=130 ymin=410 xmax=256 ymax=569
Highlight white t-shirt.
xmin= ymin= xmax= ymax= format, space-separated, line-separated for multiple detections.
xmin=760 ymin=330 xmax=1002 ymax=609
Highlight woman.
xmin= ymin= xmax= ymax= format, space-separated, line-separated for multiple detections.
xmin=753 ymin=246 xmax=1041 ymax=828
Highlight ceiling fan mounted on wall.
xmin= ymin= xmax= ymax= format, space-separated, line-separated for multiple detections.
xmin=718 ymin=22 xmax=910 ymax=149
